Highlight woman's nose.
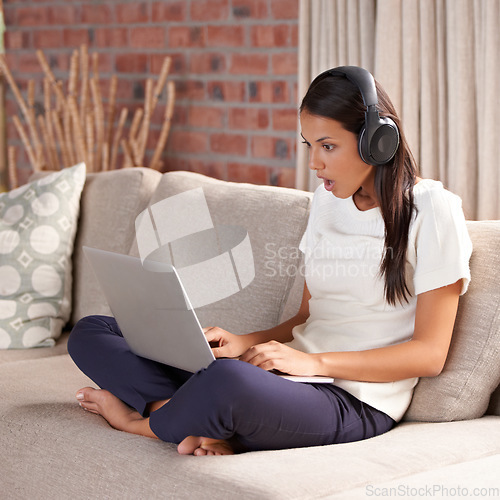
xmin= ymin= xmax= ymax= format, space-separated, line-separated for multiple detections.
xmin=308 ymin=149 xmax=323 ymax=171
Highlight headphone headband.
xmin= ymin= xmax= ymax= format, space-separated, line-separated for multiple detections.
xmin=326 ymin=66 xmax=378 ymax=109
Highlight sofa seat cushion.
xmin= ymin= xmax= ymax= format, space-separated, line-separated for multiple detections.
xmin=1 ymin=354 xmax=500 ymax=499
xmin=129 ymin=171 xmax=313 ymax=333
xmin=70 ymin=167 xmax=162 ymax=325
xmin=405 ymin=221 xmax=500 ymax=422
xmin=0 ymin=164 xmax=86 ymax=348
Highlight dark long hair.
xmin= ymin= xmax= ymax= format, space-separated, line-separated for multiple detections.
xmin=300 ymin=72 xmax=418 ymax=305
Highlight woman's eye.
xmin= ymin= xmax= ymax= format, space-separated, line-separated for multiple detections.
xmin=323 ymin=144 xmax=335 ymax=151
xmin=301 ymin=140 xmax=311 ymax=148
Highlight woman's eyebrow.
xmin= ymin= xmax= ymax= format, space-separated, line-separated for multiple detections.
xmin=301 ymin=133 xmax=334 ymax=142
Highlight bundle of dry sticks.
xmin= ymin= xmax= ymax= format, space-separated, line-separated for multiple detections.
xmin=0 ymin=45 xmax=175 ymax=188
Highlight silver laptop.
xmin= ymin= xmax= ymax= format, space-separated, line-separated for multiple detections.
xmin=83 ymin=246 xmax=333 ymax=383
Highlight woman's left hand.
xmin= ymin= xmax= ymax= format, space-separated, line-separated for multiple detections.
xmin=239 ymin=341 xmax=319 ymax=376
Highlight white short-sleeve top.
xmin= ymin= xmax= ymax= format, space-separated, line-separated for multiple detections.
xmin=286 ymin=179 xmax=472 ymax=421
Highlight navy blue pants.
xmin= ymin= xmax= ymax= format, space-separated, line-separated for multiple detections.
xmin=68 ymin=315 xmax=395 ymax=451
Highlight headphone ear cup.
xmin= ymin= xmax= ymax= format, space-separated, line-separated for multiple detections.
xmin=370 ymin=118 xmax=399 ymax=165
xmin=359 ymin=117 xmax=399 ymax=166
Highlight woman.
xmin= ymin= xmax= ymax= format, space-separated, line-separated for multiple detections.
xmin=68 ymin=67 xmax=472 ymax=456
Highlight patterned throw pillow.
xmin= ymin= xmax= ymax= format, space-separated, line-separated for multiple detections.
xmin=0 ymin=163 xmax=86 ymax=348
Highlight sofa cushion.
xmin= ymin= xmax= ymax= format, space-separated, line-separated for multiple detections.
xmin=404 ymin=220 xmax=500 ymax=421
xmin=0 ymin=163 xmax=85 ymax=348
xmin=129 ymin=171 xmax=312 ymax=333
xmin=70 ymin=167 xmax=161 ymax=325
xmin=2 ymin=354 xmax=500 ymax=499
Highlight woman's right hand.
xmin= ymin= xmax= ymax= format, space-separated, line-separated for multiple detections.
xmin=203 ymin=327 xmax=253 ymax=359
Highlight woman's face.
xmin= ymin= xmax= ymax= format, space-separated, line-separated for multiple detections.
xmin=300 ymin=111 xmax=375 ymax=199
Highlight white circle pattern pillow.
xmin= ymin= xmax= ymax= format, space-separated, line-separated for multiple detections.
xmin=0 ymin=163 xmax=86 ymax=348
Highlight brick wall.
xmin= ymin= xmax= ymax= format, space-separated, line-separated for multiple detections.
xmin=2 ymin=0 xmax=299 ymax=187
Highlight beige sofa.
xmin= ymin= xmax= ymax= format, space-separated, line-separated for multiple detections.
xmin=1 ymin=167 xmax=499 ymax=499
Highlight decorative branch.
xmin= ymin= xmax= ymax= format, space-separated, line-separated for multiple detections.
xmin=2 ymin=47 xmax=175 ymax=178
xmin=7 ymin=145 xmax=17 ymax=189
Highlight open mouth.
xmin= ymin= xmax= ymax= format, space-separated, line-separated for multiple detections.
xmin=323 ymin=179 xmax=334 ymax=191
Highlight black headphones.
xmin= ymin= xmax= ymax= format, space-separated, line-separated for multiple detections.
xmin=319 ymin=66 xmax=400 ymax=166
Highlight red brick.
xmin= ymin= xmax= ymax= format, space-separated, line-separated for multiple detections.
xmin=175 ymin=80 xmax=206 ymax=101
xmin=251 ymin=25 xmax=290 ymax=47
xmin=249 ymin=81 xmax=289 ymax=103
xmin=6 ymin=119 xmax=19 ymax=144
xmin=229 ymin=108 xmax=269 ymax=130
xmin=2 ymin=5 xmax=16 ymax=26
xmin=6 ymin=90 xmax=22 ymax=115
xmin=151 ymin=53 xmax=186 ymax=75
xmin=115 ymin=54 xmax=149 ymax=74
xmin=63 ymin=29 xmax=90 ymax=48
xmin=227 ymin=162 xmax=269 ymax=184
xmin=116 ymin=2 xmax=149 ymax=23
xmin=169 ymin=130 xmax=209 ymax=154
xmin=81 ymin=4 xmax=113 ymax=24
xmin=230 ymin=53 xmax=268 ymax=75
xmin=291 ymin=24 xmax=299 ymax=47
xmin=95 ymin=28 xmax=128 ymax=48
xmin=92 ymin=52 xmax=113 ymax=74
xmin=171 ymin=105 xmax=188 ymax=127
xmin=144 ymin=127 xmax=163 ymax=151
xmin=17 ymin=166 xmax=33 ymax=187
xmin=191 ymin=0 xmax=230 ymax=21
xmin=99 ymin=78 xmax=133 ymax=100
xmin=252 ymin=136 xmax=292 ymax=159
xmin=207 ymin=81 xmax=245 ymax=102
xmin=232 ymin=0 xmax=268 ymax=18
xmin=210 ymin=133 xmax=247 ymax=155
xmin=5 ymin=31 xmax=31 ymax=50
xmin=251 ymin=136 xmax=273 ymax=158
xmin=2 ymin=54 xmax=15 ymax=75
xmin=48 ymin=5 xmax=77 ymax=24
xmin=168 ymin=26 xmax=205 ymax=48
xmin=16 ymin=7 xmax=49 ymax=26
xmin=148 ymin=103 xmax=165 ymax=125
xmin=207 ymin=26 xmax=244 ymax=47
xmin=33 ymin=29 xmax=63 ymax=48
xmin=292 ymin=81 xmax=299 ymax=104
xmin=272 ymin=108 xmax=298 ymax=131
xmin=152 ymin=2 xmax=186 ymax=22
xmin=271 ymin=0 xmax=299 ymax=19
xmin=189 ymin=53 xmax=226 ymax=74
xmin=272 ymin=52 xmax=297 ymax=75
xmin=130 ymin=27 xmax=166 ymax=48
xmin=188 ymin=106 xmax=225 ymax=128
xmin=49 ymin=53 xmax=70 ymax=73
xmin=170 ymin=158 xmax=226 ymax=180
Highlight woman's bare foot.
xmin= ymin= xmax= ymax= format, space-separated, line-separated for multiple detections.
xmin=177 ymin=435 xmax=234 ymax=456
xmin=76 ymin=387 xmax=157 ymax=439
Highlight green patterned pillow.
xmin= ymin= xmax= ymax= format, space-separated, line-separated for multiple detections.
xmin=0 ymin=163 xmax=86 ymax=348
